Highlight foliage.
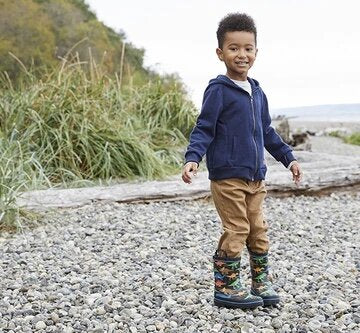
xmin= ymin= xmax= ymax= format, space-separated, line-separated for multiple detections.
xmin=327 ymin=130 xmax=360 ymax=146
xmin=0 ymin=0 xmax=198 ymax=231
xmin=327 ymin=130 xmax=343 ymax=138
xmin=0 ymin=0 xmax=150 ymax=83
xmin=0 ymin=0 xmax=56 ymax=77
xmin=344 ymin=133 xmax=360 ymax=146
xmin=0 ymin=60 xmax=198 ymax=230
xmin=0 ymin=137 xmax=49 ymax=231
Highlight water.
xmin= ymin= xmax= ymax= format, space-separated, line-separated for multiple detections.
xmin=271 ymin=104 xmax=360 ymax=122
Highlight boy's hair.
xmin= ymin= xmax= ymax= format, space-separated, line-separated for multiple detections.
xmin=216 ymin=13 xmax=257 ymax=49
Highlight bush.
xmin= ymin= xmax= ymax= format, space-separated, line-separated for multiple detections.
xmin=327 ymin=130 xmax=343 ymax=138
xmin=344 ymin=133 xmax=360 ymax=146
xmin=0 ymin=59 xmax=198 ymax=230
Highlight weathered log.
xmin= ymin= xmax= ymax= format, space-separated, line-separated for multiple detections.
xmin=16 ymin=151 xmax=360 ymax=211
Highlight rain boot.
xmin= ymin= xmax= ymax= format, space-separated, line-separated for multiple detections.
xmin=249 ymin=251 xmax=280 ymax=306
xmin=213 ymin=251 xmax=264 ymax=309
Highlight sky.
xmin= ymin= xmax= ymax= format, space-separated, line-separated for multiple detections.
xmin=86 ymin=0 xmax=360 ymax=110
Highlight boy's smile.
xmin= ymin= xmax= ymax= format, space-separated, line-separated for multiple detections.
xmin=216 ymin=31 xmax=257 ymax=81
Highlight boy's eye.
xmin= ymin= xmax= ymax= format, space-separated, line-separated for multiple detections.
xmin=246 ymin=48 xmax=253 ymax=52
xmin=230 ymin=48 xmax=238 ymax=51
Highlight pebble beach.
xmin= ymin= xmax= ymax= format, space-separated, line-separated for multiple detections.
xmin=1 ymin=192 xmax=359 ymax=332
xmin=1 ymin=119 xmax=360 ymax=332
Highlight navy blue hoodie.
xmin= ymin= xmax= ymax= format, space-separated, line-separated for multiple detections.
xmin=184 ymin=75 xmax=295 ymax=181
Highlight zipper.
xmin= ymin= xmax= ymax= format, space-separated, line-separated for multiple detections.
xmin=228 ymin=77 xmax=259 ymax=180
xmin=250 ymin=96 xmax=258 ymax=180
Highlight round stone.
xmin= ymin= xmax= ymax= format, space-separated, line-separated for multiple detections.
xmin=35 ymin=321 xmax=47 ymax=330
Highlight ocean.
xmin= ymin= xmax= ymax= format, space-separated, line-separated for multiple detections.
xmin=270 ymin=103 xmax=360 ymax=122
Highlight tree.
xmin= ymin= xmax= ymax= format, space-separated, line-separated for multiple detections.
xmin=0 ymin=0 xmax=56 ymax=78
xmin=0 ymin=0 xmax=152 ymax=84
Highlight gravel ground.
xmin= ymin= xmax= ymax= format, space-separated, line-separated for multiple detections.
xmin=307 ymin=136 xmax=360 ymax=157
xmin=0 ymin=193 xmax=359 ymax=333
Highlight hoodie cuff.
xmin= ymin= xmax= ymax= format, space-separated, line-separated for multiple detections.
xmin=184 ymin=152 xmax=201 ymax=166
xmin=184 ymin=160 xmax=199 ymax=167
xmin=280 ymin=151 xmax=296 ymax=168
xmin=287 ymin=160 xmax=297 ymax=170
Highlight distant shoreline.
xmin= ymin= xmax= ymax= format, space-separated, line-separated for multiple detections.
xmin=270 ymin=103 xmax=360 ymax=124
xmin=275 ymin=116 xmax=360 ymax=122
xmin=288 ymin=119 xmax=360 ymax=133
xmin=271 ymin=118 xmax=360 ymax=134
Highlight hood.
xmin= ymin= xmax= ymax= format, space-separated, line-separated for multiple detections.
xmin=208 ymin=74 xmax=260 ymax=93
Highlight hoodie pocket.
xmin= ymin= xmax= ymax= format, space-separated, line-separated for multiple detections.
xmin=230 ymin=135 xmax=252 ymax=166
xmin=209 ymin=136 xmax=229 ymax=168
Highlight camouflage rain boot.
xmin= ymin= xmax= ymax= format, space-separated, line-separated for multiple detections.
xmin=249 ymin=251 xmax=280 ymax=306
xmin=213 ymin=251 xmax=264 ymax=309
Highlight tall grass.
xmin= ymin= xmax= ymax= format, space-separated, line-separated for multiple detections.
xmin=344 ymin=133 xmax=360 ymax=146
xmin=327 ymin=130 xmax=360 ymax=146
xmin=0 ymin=137 xmax=50 ymax=230
xmin=0 ymin=59 xmax=198 ymax=230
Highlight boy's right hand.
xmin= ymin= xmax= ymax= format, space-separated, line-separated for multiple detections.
xmin=290 ymin=161 xmax=302 ymax=186
xmin=182 ymin=162 xmax=198 ymax=184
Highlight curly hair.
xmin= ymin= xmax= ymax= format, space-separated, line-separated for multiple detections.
xmin=216 ymin=13 xmax=257 ymax=49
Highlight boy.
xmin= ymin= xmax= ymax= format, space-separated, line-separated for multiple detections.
xmin=182 ymin=13 xmax=302 ymax=309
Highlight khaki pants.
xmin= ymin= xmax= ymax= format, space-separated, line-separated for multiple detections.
xmin=210 ymin=178 xmax=269 ymax=257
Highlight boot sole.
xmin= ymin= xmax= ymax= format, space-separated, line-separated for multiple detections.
xmin=251 ymin=293 xmax=280 ymax=306
xmin=263 ymin=297 xmax=280 ymax=306
xmin=251 ymin=290 xmax=280 ymax=306
xmin=214 ymin=298 xmax=263 ymax=309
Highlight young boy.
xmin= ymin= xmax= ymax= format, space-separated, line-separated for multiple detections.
xmin=182 ymin=13 xmax=302 ymax=309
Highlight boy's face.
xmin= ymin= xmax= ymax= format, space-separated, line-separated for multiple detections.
xmin=216 ymin=31 xmax=257 ymax=81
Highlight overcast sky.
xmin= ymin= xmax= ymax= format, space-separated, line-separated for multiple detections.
xmin=86 ymin=0 xmax=360 ymax=109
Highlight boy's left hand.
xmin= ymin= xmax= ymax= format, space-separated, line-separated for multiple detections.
xmin=290 ymin=161 xmax=302 ymax=186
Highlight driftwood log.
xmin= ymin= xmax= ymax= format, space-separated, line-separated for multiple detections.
xmin=17 ymin=151 xmax=360 ymax=211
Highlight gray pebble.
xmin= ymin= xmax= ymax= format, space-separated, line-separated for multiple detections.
xmin=223 ymin=313 xmax=235 ymax=321
xmin=34 ymin=321 xmax=46 ymax=330
xmin=129 ymin=326 xmax=137 ymax=333
xmin=0 ymin=193 xmax=359 ymax=332
xmin=307 ymin=319 xmax=322 ymax=331
xmin=271 ymin=318 xmax=282 ymax=329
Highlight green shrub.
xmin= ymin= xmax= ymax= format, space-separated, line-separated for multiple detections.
xmin=0 ymin=59 xmax=198 ymax=230
xmin=344 ymin=133 xmax=360 ymax=146
xmin=0 ymin=138 xmax=49 ymax=231
xmin=328 ymin=130 xmax=343 ymax=138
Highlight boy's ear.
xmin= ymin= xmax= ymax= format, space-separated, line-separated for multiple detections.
xmin=216 ymin=48 xmax=223 ymax=61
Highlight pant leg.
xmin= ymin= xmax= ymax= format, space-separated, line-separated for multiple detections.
xmin=210 ymin=178 xmax=251 ymax=258
xmin=246 ymin=180 xmax=269 ymax=253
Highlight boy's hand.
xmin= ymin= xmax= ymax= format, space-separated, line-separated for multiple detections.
xmin=182 ymin=162 xmax=198 ymax=184
xmin=290 ymin=161 xmax=302 ymax=186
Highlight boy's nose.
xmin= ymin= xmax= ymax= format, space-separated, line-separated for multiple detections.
xmin=237 ymin=49 xmax=246 ymax=58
